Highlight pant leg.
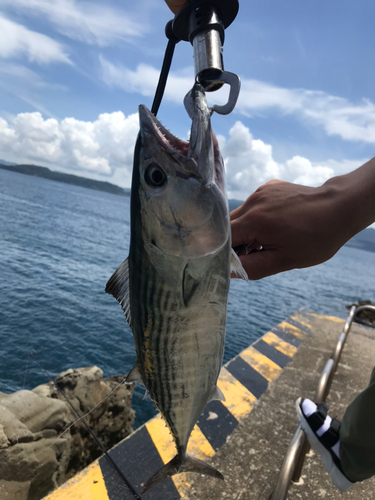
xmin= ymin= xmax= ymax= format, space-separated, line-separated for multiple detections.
xmin=340 ymin=367 xmax=375 ymax=482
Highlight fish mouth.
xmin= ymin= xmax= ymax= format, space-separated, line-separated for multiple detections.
xmin=139 ymin=84 xmax=214 ymax=182
xmin=139 ymin=105 xmax=190 ymax=159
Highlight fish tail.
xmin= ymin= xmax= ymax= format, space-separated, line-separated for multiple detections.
xmin=142 ymin=453 xmax=224 ymax=493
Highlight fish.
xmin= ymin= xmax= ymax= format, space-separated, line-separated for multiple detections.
xmin=106 ymin=83 xmax=247 ymax=492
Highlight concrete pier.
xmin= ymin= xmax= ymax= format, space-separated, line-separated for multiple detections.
xmin=43 ymin=310 xmax=375 ymax=500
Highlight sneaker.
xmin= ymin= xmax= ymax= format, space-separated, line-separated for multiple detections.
xmin=296 ymin=397 xmax=354 ymax=492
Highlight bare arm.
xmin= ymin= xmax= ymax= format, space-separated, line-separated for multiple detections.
xmin=164 ymin=0 xmax=188 ymax=14
xmin=231 ymin=157 xmax=375 ymax=280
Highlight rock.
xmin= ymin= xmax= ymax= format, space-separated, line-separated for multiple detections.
xmin=0 ymin=424 xmax=10 ymax=449
xmin=0 ymin=443 xmax=40 ymax=482
xmin=346 ymin=300 xmax=375 ymax=327
xmin=0 ymin=391 xmax=71 ymax=434
xmin=0 ymin=405 xmax=34 ymax=443
xmin=0 ymin=366 xmax=135 ymax=500
xmin=0 ymin=480 xmax=30 ymax=500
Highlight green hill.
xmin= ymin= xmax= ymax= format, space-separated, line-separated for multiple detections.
xmin=0 ymin=163 xmax=130 ymax=197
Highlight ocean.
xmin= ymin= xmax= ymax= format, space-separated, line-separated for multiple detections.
xmin=1 ymin=167 xmax=374 ymax=428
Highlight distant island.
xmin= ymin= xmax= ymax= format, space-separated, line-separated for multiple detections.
xmin=0 ymin=162 xmax=130 ymax=197
xmin=1 ymin=160 xmax=374 ymax=254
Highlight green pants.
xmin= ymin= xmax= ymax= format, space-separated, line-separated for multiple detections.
xmin=340 ymin=367 xmax=375 ymax=482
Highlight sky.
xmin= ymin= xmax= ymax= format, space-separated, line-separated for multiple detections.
xmin=1 ymin=0 xmax=375 ymax=201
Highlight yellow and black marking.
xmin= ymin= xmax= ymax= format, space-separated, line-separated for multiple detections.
xmin=44 ymin=309 xmax=323 ymax=500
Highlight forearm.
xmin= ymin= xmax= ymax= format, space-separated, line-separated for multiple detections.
xmin=324 ymin=157 xmax=375 ymax=239
xmin=230 ymin=157 xmax=375 ymax=280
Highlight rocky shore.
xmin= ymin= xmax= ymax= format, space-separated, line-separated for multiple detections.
xmin=346 ymin=300 xmax=375 ymax=328
xmin=0 ymin=366 xmax=135 ymax=500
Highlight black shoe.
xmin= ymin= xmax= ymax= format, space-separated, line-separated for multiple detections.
xmin=296 ymin=398 xmax=354 ymax=492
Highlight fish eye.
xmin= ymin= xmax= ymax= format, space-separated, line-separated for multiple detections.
xmin=144 ymin=163 xmax=167 ymax=188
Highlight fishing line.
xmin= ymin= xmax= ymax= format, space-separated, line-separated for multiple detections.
xmin=30 ymin=352 xmax=142 ymax=500
xmin=151 ymin=20 xmax=180 ymax=116
xmin=32 ymin=373 xmax=129 ymax=458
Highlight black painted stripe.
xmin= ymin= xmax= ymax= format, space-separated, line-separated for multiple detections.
xmin=270 ymin=326 xmax=303 ymax=348
xmin=226 ymin=356 xmax=268 ymax=399
xmin=197 ymin=400 xmax=238 ymax=451
xmin=100 ymin=426 xmax=180 ymax=500
xmin=287 ymin=311 xmax=313 ymax=333
xmin=253 ymin=339 xmax=290 ymax=368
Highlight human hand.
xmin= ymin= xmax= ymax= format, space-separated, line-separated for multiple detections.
xmin=230 ymin=179 xmax=357 ymax=280
xmin=164 ymin=0 xmax=188 ymax=14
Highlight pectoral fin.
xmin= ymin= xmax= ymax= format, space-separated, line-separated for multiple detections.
xmin=182 ymin=263 xmax=200 ymax=307
xmin=230 ymin=249 xmax=248 ymax=281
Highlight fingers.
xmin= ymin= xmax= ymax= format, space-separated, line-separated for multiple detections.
xmin=230 ymin=198 xmax=252 ymax=221
xmin=164 ymin=0 xmax=188 ymax=14
xmin=238 ymin=250 xmax=290 ymax=280
xmin=231 ymin=216 xmax=257 ymax=248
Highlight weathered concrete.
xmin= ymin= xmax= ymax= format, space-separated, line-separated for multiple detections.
xmin=182 ymin=313 xmax=375 ymax=500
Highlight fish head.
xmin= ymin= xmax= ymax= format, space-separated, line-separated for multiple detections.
xmin=137 ymin=84 xmax=229 ymax=259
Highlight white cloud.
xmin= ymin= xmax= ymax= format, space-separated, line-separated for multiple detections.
xmin=238 ymin=80 xmax=375 ymax=143
xmin=0 ymin=15 xmax=71 ymax=65
xmin=219 ymin=121 xmax=363 ymax=200
xmin=2 ymin=0 xmax=145 ymax=46
xmin=100 ymin=61 xmax=375 ymax=144
xmin=0 ymin=111 xmax=139 ymax=184
xmin=100 ymin=57 xmax=192 ymax=103
xmin=0 ymin=112 xmax=364 ymax=200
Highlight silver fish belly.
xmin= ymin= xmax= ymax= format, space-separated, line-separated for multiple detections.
xmin=106 ymin=83 xmax=247 ymax=492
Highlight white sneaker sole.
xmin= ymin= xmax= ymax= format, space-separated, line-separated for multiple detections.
xmin=296 ymin=398 xmax=354 ymax=492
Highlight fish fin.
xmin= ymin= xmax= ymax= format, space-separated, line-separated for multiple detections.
xmin=143 ymin=454 xmax=223 ymax=494
xmin=210 ymin=385 xmax=226 ymax=402
xmin=105 ymin=257 xmax=132 ymax=328
xmin=230 ymin=249 xmax=249 ymax=281
xmin=125 ymin=364 xmax=144 ymax=386
xmin=182 ymin=264 xmax=200 ymax=307
xmin=142 ymin=389 xmax=150 ymax=400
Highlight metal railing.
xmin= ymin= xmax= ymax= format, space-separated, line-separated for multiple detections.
xmin=270 ymin=305 xmax=375 ymax=500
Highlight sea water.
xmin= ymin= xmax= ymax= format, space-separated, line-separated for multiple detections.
xmin=1 ymin=168 xmax=374 ymax=428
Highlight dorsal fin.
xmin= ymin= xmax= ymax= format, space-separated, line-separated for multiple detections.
xmin=105 ymin=257 xmax=132 ymax=328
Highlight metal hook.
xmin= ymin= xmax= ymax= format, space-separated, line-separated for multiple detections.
xmin=206 ymin=71 xmax=241 ymax=115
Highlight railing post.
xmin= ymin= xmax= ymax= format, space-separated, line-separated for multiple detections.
xmin=270 ymin=426 xmax=307 ymax=500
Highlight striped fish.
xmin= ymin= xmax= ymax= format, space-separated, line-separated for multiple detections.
xmin=106 ymin=83 xmax=247 ymax=492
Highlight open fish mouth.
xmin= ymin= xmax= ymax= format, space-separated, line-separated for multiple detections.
xmin=139 ymin=83 xmax=214 ymax=184
xmin=139 ymin=105 xmax=190 ymax=157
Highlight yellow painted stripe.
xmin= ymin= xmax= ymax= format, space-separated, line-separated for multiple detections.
xmin=278 ymin=320 xmax=306 ymax=340
xmin=145 ymin=413 xmax=215 ymax=497
xmin=218 ymin=366 xmax=257 ymax=420
xmin=262 ymin=331 xmax=298 ymax=358
xmin=240 ymin=346 xmax=282 ymax=382
xmin=145 ymin=414 xmax=175 ymax=464
xmin=290 ymin=313 xmax=312 ymax=329
xmin=44 ymin=461 xmax=109 ymax=500
xmin=307 ymin=312 xmax=344 ymax=324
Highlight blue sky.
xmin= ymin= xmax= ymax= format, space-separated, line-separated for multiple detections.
xmin=1 ymin=0 xmax=374 ymax=200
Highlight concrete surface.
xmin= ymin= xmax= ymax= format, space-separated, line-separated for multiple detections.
xmin=181 ymin=313 xmax=375 ymax=500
